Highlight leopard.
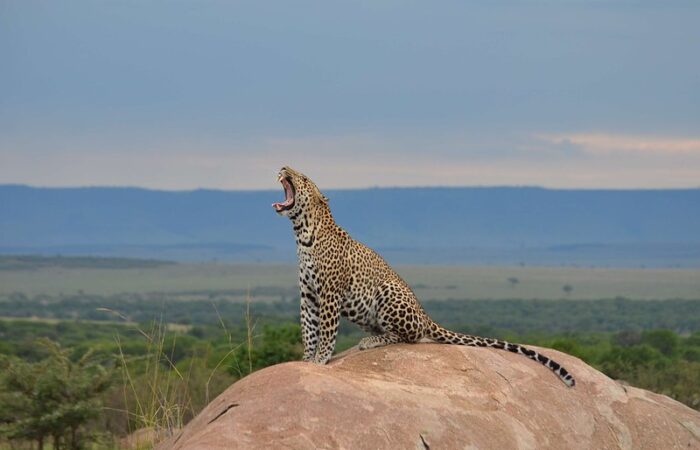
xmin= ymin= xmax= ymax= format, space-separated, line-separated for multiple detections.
xmin=272 ymin=166 xmax=575 ymax=387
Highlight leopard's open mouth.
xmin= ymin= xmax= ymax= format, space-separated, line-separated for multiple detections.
xmin=272 ymin=175 xmax=295 ymax=212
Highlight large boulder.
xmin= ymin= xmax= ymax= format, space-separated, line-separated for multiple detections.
xmin=158 ymin=344 xmax=700 ymax=449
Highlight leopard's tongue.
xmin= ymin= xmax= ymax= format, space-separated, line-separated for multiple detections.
xmin=272 ymin=200 xmax=291 ymax=211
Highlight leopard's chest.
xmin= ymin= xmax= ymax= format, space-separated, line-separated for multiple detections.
xmin=297 ymin=248 xmax=321 ymax=291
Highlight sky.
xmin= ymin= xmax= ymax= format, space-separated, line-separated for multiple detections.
xmin=1 ymin=0 xmax=699 ymax=190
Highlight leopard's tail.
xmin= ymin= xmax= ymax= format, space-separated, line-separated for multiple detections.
xmin=425 ymin=321 xmax=576 ymax=387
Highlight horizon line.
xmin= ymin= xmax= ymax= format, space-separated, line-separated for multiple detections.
xmin=2 ymin=183 xmax=700 ymax=193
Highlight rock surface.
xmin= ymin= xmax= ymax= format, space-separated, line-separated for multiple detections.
xmin=158 ymin=344 xmax=700 ymax=449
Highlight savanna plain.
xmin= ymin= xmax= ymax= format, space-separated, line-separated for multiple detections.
xmin=1 ymin=255 xmax=699 ymax=449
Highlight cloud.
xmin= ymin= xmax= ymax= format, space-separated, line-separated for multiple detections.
xmin=535 ymin=133 xmax=700 ymax=155
xmin=2 ymin=130 xmax=700 ymax=190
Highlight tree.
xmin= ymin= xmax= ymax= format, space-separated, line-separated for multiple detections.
xmin=614 ymin=331 xmax=642 ymax=347
xmin=642 ymin=330 xmax=679 ymax=357
xmin=507 ymin=277 xmax=519 ymax=288
xmin=562 ymin=284 xmax=573 ymax=295
xmin=0 ymin=339 xmax=112 ymax=449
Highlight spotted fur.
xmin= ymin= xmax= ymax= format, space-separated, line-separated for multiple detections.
xmin=273 ymin=167 xmax=576 ymax=387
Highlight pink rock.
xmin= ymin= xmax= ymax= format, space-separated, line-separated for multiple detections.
xmin=158 ymin=344 xmax=700 ymax=450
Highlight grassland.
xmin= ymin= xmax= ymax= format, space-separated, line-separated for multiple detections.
xmin=395 ymin=265 xmax=700 ymax=300
xmin=2 ymin=257 xmax=698 ymax=335
xmin=1 ymin=255 xmax=699 ymax=448
xmin=1 ymin=259 xmax=699 ymax=300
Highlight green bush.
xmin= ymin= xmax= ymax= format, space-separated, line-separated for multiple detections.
xmin=0 ymin=339 xmax=112 ymax=450
xmin=228 ymin=324 xmax=302 ymax=376
xmin=641 ymin=330 xmax=679 ymax=357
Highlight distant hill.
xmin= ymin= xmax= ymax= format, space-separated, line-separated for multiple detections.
xmin=1 ymin=185 xmax=699 ymax=267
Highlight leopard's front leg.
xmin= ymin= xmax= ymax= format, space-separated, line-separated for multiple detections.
xmin=300 ymin=288 xmax=320 ymax=362
xmin=312 ymin=293 xmax=340 ymax=364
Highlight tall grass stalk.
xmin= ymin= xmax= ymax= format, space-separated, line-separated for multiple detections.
xmin=102 ymin=297 xmax=260 ymax=447
xmin=245 ymin=288 xmax=255 ymax=374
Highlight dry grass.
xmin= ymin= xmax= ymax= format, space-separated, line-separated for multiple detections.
xmin=103 ymin=298 xmax=257 ymax=449
xmin=1 ymin=263 xmax=699 ymax=300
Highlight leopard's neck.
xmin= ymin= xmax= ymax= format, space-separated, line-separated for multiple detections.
xmin=290 ymin=204 xmax=334 ymax=250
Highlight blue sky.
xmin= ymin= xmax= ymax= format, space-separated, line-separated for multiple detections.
xmin=1 ymin=1 xmax=699 ymax=189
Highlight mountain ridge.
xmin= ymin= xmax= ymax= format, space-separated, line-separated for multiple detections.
xmin=2 ymin=184 xmax=699 ymax=266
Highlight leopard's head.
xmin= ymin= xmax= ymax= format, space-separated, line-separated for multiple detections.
xmin=272 ymin=167 xmax=328 ymax=218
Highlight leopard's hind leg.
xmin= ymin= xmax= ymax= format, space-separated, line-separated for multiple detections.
xmin=358 ymin=333 xmax=403 ymax=350
xmin=357 ymin=281 xmax=426 ymax=350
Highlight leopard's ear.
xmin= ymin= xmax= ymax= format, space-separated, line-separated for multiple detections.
xmin=312 ymin=184 xmax=329 ymax=205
